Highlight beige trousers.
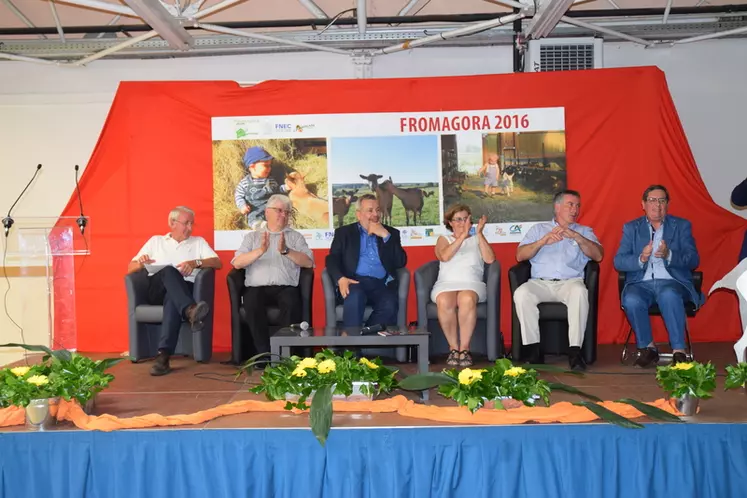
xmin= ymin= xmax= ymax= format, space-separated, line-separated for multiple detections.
xmin=514 ymin=278 xmax=589 ymax=347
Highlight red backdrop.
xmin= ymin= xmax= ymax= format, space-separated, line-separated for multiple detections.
xmin=60 ymin=67 xmax=747 ymax=353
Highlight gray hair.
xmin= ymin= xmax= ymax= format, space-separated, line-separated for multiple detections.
xmin=356 ymin=193 xmax=377 ymax=211
xmin=168 ymin=206 xmax=194 ymax=224
xmin=553 ymin=190 xmax=581 ymax=205
xmin=267 ymin=194 xmax=292 ymax=211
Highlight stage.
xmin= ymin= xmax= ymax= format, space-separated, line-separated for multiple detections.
xmin=2 ymin=343 xmax=747 ymax=498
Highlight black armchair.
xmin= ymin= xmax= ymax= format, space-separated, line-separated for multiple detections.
xmin=227 ymin=267 xmax=314 ymax=364
xmin=415 ymin=260 xmax=503 ymax=361
xmin=509 ymin=261 xmax=600 ymax=364
xmin=618 ymin=270 xmax=702 ymax=363
xmin=321 ymin=267 xmax=410 ymax=362
xmin=125 ymin=268 xmax=215 ymax=363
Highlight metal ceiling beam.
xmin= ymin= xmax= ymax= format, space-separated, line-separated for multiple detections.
xmin=123 ymin=0 xmax=192 ymax=50
xmin=72 ymin=30 xmax=158 ymax=65
xmin=560 ymin=16 xmax=653 ymax=45
xmin=1 ymin=0 xmax=47 ymax=39
xmin=196 ymin=22 xmax=351 ymax=55
xmin=397 ymin=0 xmax=420 ymax=16
xmin=674 ymin=23 xmax=747 ymax=43
xmin=193 ymin=0 xmax=246 ymax=19
xmin=357 ymin=0 xmax=367 ymax=35
xmin=48 ymin=0 xmax=65 ymax=42
xmin=55 ymin=0 xmax=137 ymax=16
xmin=526 ymin=0 xmax=575 ymax=39
xmin=297 ymin=0 xmax=329 ymax=19
xmin=371 ymin=11 xmax=525 ymax=55
xmin=4 ymin=6 xmax=747 ymax=35
xmin=662 ymin=0 xmax=673 ymax=24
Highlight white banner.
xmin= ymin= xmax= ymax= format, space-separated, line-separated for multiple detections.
xmin=212 ymin=107 xmax=565 ymax=250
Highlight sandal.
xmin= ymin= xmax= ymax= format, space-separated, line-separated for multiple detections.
xmin=446 ymin=349 xmax=460 ymax=366
xmin=458 ymin=350 xmax=474 ymax=368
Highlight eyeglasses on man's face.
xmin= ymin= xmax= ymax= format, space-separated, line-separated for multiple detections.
xmin=267 ymin=206 xmax=291 ymax=216
xmin=646 ymin=197 xmax=668 ymax=205
xmin=175 ymin=219 xmax=194 ymax=227
xmin=451 ymin=215 xmax=471 ymax=223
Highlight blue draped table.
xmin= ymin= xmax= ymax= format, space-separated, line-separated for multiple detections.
xmin=2 ymin=423 xmax=746 ymax=498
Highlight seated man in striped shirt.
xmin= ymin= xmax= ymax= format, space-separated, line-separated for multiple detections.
xmin=231 ymin=195 xmax=314 ymax=361
xmin=514 ymin=190 xmax=604 ymax=371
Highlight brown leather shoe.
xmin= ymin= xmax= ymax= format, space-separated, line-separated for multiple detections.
xmin=634 ymin=348 xmax=659 ymax=368
xmin=184 ymin=301 xmax=209 ymax=332
xmin=150 ymin=350 xmax=171 ymax=376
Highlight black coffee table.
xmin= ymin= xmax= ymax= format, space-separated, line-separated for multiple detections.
xmin=270 ymin=327 xmax=431 ymax=400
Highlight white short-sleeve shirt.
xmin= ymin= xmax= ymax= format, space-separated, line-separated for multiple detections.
xmin=133 ymin=234 xmax=218 ymax=282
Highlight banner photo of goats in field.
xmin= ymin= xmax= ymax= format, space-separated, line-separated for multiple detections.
xmin=211 ymin=107 xmax=565 ymax=249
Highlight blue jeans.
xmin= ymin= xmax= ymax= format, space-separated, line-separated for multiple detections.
xmin=622 ymin=279 xmax=688 ymax=350
xmin=342 ymin=275 xmax=398 ymax=328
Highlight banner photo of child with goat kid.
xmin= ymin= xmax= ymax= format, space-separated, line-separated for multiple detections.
xmin=211 ymin=107 xmax=565 ymax=248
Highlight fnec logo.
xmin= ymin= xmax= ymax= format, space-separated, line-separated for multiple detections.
xmin=275 ymin=124 xmax=293 ymax=131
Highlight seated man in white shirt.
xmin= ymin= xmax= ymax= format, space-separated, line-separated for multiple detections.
xmin=127 ymin=206 xmax=222 ymax=376
xmin=231 ymin=195 xmax=314 ymax=363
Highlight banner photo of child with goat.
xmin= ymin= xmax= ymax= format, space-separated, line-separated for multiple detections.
xmin=211 ymin=107 xmax=564 ymax=249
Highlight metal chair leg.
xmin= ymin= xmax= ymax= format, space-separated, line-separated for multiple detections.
xmin=685 ymin=321 xmax=694 ymax=361
xmin=620 ymin=327 xmax=634 ymax=364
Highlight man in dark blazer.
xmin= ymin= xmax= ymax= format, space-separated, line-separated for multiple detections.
xmin=325 ymin=193 xmax=407 ymax=328
xmin=614 ymin=185 xmax=703 ymax=368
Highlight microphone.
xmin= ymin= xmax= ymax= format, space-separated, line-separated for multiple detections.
xmin=3 ymin=164 xmax=42 ymax=237
xmin=74 ymin=165 xmax=87 ymax=235
xmin=289 ymin=321 xmax=309 ymax=331
xmin=360 ymin=323 xmax=384 ymax=335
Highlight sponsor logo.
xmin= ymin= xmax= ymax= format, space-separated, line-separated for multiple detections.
xmin=303 ymin=233 xmax=313 ymax=240
xmin=324 ymin=231 xmax=334 ymax=240
xmin=400 ymin=229 xmax=409 ymax=239
xmin=425 ymin=228 xmax=434 ymax=237
xmin=233 ymin=119 xmax=260 ymax=138
xmin=275 ymin=123 xmax=293 ymax=131
xmin=494 ymin=227 xmax=506 ymax=236
xmin=409 ymin=229 xmax=423 ymax=240
xmin=315 ymin=232 xmax=324 ymax=240
xmin=509 ymin=224 xmax=523 ymax=235
xmin=295 ymin=124 xmax=316 ymax=132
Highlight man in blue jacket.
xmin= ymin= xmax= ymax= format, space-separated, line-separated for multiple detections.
xmin=614 ymin=185 xmax=703 ymax=368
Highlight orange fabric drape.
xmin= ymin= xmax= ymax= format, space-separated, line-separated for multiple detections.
xmin=0 ymin=396 xmax=682 ymax=431
xmin=58 ymin=68 xmax=747 ymax=352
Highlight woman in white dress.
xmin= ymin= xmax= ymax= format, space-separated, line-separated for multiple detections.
xmin=432 ymin=204 xmax=496 ymax=367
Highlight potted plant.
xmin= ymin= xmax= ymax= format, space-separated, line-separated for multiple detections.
xmin=399 ymin=359 xmax=681 ymax=428
xmin=247 ymin=349 xmax=398 ymax=445
xmin=1 ymin=343 xmax=125 ymax=418
xmin=724 ymin=362 xmax=747 ymax=391
xmin=656 ymin=361 xmax=716 ymax=416
xmin=0 ymin=364 xmax=59 ymax=430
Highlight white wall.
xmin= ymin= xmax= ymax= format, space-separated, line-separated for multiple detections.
xmin=0 ymin=40 xmax=744 ymax=361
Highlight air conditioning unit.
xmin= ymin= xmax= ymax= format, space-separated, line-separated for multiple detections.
xmin=525 ymin=37 xmax=603 ymax=72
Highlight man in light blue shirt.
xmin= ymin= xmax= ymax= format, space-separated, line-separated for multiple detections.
xmin=514 ymin=190 xmax=604 ymax=371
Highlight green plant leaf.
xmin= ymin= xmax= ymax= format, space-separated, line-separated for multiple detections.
xmin=398 ymin=372 xmax=456 ymax=391
xmin=310 ymin=384 xmax=333 ymax=447
xmin=0 ymin=343 xmax=73 ymax=362
xmin=616 ymin=398 xmax=683 ymax=423
xmin=547 ymin=382 xmax=602 ymax=402
xmin=524 ymin=364 xmax=584 ymax=376
xmin=576 ymin=401 xmax=644 ymax=429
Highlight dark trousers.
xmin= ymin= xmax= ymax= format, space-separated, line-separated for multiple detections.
xmin=148 ymin=266 xmax=195 ymax=355
xmin=342 ymin=275 xmax=398 ymax=328
xmin=242 ymin=285 xmax=302 ymax=355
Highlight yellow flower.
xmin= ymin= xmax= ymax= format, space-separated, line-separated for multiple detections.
xmin=291 ymin=367 xmax=308 ymax=377
xmin=672 ymin=362 xmax=694 ymax=371
xmin=504 ymin=367 xmax=527 ymax=377
xmin=317 ymin=359 xmax=336 ymax=374
xmin=458 ymin=368 xmax=484 ymax=385
xmin=26 ymin=375 xmax=49 ymax=386
xmin=297 ymin=357 xmax=318 ymax=370
xmin=360 ymin=358 xmax=379 ymax=370
xmin=10 ymin=366 xmax=30 ymax=377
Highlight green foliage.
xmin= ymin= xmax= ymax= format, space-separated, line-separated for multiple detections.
xmin=615 ymin=398 xmax=683 ymax=423
xmin=0 ymin=344 xmax=126 ymax=407
xmin=575 ymin=401 xmax=644 ymax=429
xmin=724 ymin=363 xmax=747 ymax=390
xmin=249 ymin=349 xmax=398 ymax=446
xmin=656 ymin=361 xmax=716 ymax=399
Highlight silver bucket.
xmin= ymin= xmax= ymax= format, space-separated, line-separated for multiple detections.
xmin=674 ymin=393 xmax=699 ymax=417
xmin=25 ymin=397 xmax=59 ymax=431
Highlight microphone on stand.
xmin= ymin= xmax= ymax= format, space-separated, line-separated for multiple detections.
xmin=289 ymin=321 xmax=310 ymax=331
xmin=3 ymin=164 xmax=42 ymax=237
xmin=74 ymin=165 xmax=87 ymax=235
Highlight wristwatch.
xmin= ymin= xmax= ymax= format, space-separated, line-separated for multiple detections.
xmin=195 ymin=259 xmax=203 ymax=268
xmin=280 ymin=248 xmax=290 ymax=256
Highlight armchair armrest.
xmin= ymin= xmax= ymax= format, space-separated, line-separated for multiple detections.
xmin=192 ymin=268 xmax=215 ymax=304
xmin=124 ymin=269 xmax=150 ymax=311
xmin=485 ymin=260 xmax=502 ymax=360
xmin=692 ymin=271 xmax=703 ymax=295
xmin=414 ymin=261 xmax=440 ymax=328
xmin=395 ymin=267 xmax=411 ymax=329
xmin=321 ymin=268 xmax=338 ymax=329
xmin=299 ymin=267 xmax=314 ymax=325
xmin=508 ymin=261 xmax=531 ymax=294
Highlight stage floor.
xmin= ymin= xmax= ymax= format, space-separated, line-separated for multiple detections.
xmin=3 ymin=343 xmax=746 ymax=432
